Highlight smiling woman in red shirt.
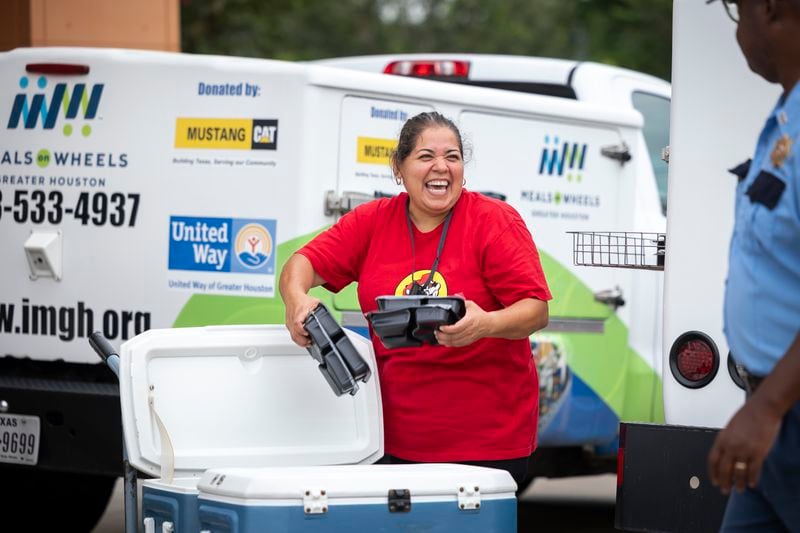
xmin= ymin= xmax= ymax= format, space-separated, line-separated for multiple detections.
xmin=279 ymin=111 xmax=551 ymax=485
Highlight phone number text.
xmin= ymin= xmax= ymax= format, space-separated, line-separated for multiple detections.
xmin=0 ymin=190 xmax=140 ymax=227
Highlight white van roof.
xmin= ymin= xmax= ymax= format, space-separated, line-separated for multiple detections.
xmin=308 ymin=63 xmax=643 ymax=129
xmin=7 ymin=47 xmax=643 ymax=129
xmin=311 ymin=53 xmax=670 ymax=107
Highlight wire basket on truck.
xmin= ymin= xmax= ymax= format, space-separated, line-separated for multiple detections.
xmin=568 ymin=231 xmax=666 ymax=271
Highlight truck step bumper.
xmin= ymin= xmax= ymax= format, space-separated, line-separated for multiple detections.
xmin=615 ymin=422 xmax=729 ymax=532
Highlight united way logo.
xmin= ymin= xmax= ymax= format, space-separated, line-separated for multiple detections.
xmin=235 ymin=223 xmax=273 ymax=270
xmin=168 ymin=216 xmax=276 ymax=275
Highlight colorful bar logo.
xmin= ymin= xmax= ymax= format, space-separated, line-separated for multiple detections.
xmin=538 ymin=135 xmax=588 ymax=177
xmin=7 ymin=75 xmax=104 ymax=137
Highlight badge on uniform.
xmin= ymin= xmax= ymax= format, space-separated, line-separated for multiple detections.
xmin=770 ymin=134 xmax=793 ymax=167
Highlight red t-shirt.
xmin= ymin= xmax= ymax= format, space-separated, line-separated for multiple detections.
xmin=298 ymin=190 xmax=552 ymax=461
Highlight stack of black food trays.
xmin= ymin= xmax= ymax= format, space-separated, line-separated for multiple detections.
xmin=304 ymin=304 xmax=371 ymax=396
xmin=367 ymin=296 xmax=466 ymax=349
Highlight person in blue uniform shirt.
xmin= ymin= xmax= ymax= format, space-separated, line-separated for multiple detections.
xmin=708 ymin=0 xmax=800 ymax=530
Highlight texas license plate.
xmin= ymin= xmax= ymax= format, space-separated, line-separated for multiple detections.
xmin=0 ymin=414 xmax=40 ymax=466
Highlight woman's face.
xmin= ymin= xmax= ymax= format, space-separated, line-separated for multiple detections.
xmin=397 ymin=126 xmax=464 ymax=224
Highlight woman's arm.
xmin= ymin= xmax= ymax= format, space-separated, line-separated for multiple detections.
xmin=435 ymin=298 xmax=548 ymax=348
xmin=278 ymin=253 xmax=327 ymax=347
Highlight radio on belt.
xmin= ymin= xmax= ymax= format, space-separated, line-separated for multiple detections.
xmin=304 ymin=303 xmax=371 ymax=396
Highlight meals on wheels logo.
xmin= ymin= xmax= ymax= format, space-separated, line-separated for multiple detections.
xmin=168 ymin=216 xmax=276 ymax=274
xmin=7 ymin=75 xmax=104 ymax=137
xmin=174 ymin=118 xmax=278 ymax=150
xmin=538 ymin=134 xmax=588 ymax=182
xmin=394 ymin=270 xmax=448 ymax=297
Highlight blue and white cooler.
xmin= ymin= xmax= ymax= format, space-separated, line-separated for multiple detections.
xmin=117 ymin=324 xmax=517 ymax=533
xmin=196 ymin=463 xmax=517 ymax=532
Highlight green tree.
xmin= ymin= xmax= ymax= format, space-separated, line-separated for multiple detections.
xmin=182 ymin=0 xmax=672 ymax=80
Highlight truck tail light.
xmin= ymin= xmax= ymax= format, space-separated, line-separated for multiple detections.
xmin=383 ymin=60 xmax=470 ymax=78
xmin=26 ymin=63 xmax=90 ymax=75
xmin=669 ymin=331 xmax=719 ymax=388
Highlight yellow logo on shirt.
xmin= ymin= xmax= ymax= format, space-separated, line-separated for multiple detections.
xmin=394 ymin=270 xmax=448 ymax=296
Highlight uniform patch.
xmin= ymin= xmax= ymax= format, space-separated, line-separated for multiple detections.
xmin=746 ymin=170 xmax=786 ymax=210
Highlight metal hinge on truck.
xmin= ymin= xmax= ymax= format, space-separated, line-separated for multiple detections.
xmin=325 ymin=190 xmax=395 ymax=216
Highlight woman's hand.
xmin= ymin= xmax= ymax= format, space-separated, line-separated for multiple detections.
xmin=284 ymin=293 xmax=321 ymax=347
xmin=434 ymin=297 xmax=548 ymax=347
xmin=435 ymin=300 xmax=491 ymax=347
xmin=279 ymin=254 xmax=327 ymax=348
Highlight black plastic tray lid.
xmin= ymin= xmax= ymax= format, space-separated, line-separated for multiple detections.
xmin=319 ymin=351 xmax=354 ymax=396
xmin=335 ymin=335 xmax=370 ymax=382
xmin=379 ymin=335 xmax=423 ymax=349
xmin=368 ymin=296 xmax=466 ymax=349
xmin=368 ymin=308 xmax=413 ymax=337
xmin=412 ymin=306 xmax=453 ymax=344
xmin=304 ymin=309 xmax=341 ymax=363
xmin=304 ymin=303 xmax=371 ymax=397
xmin=376 ymin=296 xmax=466 ymax=317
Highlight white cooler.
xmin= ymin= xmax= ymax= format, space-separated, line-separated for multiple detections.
xmin=196 ymin=464 xmax=517 ymax=532
xmin=117 ymin=324 xmax=517 ymax=533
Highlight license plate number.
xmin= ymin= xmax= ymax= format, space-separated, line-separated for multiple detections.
xmin=0 ymin=414 xmax=40 ymax=466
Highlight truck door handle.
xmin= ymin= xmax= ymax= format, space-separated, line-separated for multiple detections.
xmin=325 ymin=190 xmax=395 ymax=216
xmin=600 ymin=143 xmax=632 ymax=164
xmin=594 ymin=287 xmax=625 ymax=309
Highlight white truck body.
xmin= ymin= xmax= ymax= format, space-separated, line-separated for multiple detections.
xmin=662 ymin=0 xmax=779 ymax=427
xmin=615 ymin=1 xmax=782 ymax=531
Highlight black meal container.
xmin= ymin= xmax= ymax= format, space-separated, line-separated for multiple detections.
xmin=303 ymin=303 xmax=371 ymax=396
xmin=368 ymin=296 xmax=466 ymax=349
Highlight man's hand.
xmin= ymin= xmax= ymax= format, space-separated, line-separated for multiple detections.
xmin=708 ymin=397 xmax=782 ymax=494
xmin=435 ymin=300 xmax=491 ymax=347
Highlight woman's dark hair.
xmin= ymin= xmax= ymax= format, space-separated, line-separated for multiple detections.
xmin=391 ymin=112 xmax=464 ymax=170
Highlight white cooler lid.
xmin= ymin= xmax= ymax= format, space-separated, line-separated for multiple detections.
xmin=119 ymin=325 xmax=383 ymax=478
xmin=197 ymin=464 xmax=517 ymax=500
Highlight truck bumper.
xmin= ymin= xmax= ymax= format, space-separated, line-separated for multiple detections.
xmin=0 ymin=373 xmax=122 ymax=476
xmin=615 ymin=422 xmax=729 ymax=532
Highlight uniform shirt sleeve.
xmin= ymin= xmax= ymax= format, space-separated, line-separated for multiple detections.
xmin=481 ymin=218 xmax=552 ymax=307
xmin=297 ymin=203 xmax=375 ymax=293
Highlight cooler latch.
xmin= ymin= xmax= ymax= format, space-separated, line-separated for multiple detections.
xmin=303 ymin=488 xmax=328 ymax=514
xmin=388 ymin=489 xmax=411 ymax=513
xmin=458 ymin=484 xmax=481 ymax=510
